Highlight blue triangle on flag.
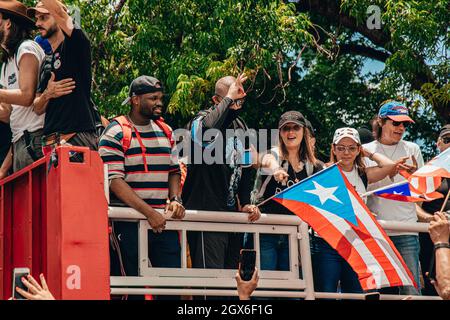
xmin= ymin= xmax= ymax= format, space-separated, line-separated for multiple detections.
xmin=274 ymin=165 xmax=359 ymax=227
xmin=374 ymin=182 xmax=412 ymax=196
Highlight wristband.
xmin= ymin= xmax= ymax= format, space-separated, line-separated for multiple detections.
xmin=369 ymin=152 xmax=376 ymax=160
xmin=170 ymin=196 xmax=183 ymax=205
xmin=434 ymin=243 xmax=450 ymax=250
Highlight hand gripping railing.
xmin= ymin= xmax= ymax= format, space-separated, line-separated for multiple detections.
xmin=108 ymin=206 xmax=442 ymax=300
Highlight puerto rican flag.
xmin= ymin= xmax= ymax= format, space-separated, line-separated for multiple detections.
xmin=372 ymin=181 xmax=443 ymax=202
xmin=408 ymin=147 xmax=450 ymax=194
xmin=272 ymin=164 xmax=416 ymax=290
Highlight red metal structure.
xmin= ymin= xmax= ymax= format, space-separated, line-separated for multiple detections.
xmin=0 ymin=146 xmax=109 ymax=300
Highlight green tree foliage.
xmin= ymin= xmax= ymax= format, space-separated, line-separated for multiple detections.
xmin=30 ymin=0 xmax=449 ymax=158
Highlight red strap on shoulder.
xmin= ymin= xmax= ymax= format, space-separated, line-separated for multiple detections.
xmin=114 ymin=115 xmax=132 ymax=154
xmin=154 ymin=118 xmax=174 ymax=148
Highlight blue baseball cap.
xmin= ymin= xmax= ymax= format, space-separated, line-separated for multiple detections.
xmin=378 ymin=101 xmax=415 ymax=123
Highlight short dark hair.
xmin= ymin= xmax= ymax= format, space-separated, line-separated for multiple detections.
xmin=0 ymin=12 xmax=32 ymax=63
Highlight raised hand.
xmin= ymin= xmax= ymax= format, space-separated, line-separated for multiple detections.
xmin=225 ymin=73 xmax=248 ymax=101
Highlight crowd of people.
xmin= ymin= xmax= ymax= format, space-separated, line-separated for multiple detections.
xmin=1 ymin=0 xmax=449 ymax=300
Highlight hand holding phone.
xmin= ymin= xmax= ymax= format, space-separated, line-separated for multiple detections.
xmin=239 ymin=249 xmax=256 ymax=281
xmin=12 ymin=267 xmax=30 ymax=300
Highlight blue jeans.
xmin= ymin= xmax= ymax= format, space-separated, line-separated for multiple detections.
xmin=311 ymin=237 xmax=363 ymax=293
xmin=383 ymin=235 xmax=421 ymax=295
xmin=260 ymin=234 xmax=290 ymax=271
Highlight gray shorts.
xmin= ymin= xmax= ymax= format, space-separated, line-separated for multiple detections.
xmin=12 ymin=128 xmax=44 ymax=172
xmin=67 ymin=131 xmax=99 ymax=151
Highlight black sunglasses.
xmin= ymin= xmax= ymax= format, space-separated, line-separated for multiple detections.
xmin=442 ymin=137 xmax=450 ymax=144
xmin=391 ymin=121 xmax=410 ymax=128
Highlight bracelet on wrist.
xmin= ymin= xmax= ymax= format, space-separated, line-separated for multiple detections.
xmin=434 ymin=243 xmax=450 ymax=250
xmin=369 ymin=152 xmax=376 ymax=160
xmin=170 ymin=196 xmax=183 ymax=205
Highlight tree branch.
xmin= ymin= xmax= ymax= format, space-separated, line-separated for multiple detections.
xmin=92 ymin=0 xmax=127 ymax=75
xmin=339 ymin=43 xmax=390 ymax=62
xmin=293 ymin=0 xmax=448 ymax=122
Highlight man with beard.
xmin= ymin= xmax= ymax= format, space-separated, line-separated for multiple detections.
xmin=99 ymin=76 xmax=185 ymax=299
xmin=27 ymin=0 xmax=97 ymax=150
xmin=0 ymin=0 xmax=45 ymax=173
xmin=364 ymin=100 xmax=424 ymax=295
xmin=182 ymin=75 xmax=261 ymax=280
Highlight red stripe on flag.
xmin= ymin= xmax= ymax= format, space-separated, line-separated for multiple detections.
xmin=341 ymin=170 xmax=417 ymax=289
xmin=413 ymin=168 xmax=450 ymax=178
xmin=375 ymin=193 xmax=424 ymax=202
xmin=273 ymin=198 xmax=375 ymax=290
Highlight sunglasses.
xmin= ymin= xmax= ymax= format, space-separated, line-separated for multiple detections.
xmin=442 ymin=137 xmax=450 ymax=144
xmin=335 ymin=145 xmax=359 ymax=153
xmin=281 ymin=124 xmax=302 ymax=132
xmin=391 ymin=121 xmax=410 ymax=128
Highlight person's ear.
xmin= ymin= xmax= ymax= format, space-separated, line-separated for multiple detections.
xmin=131 ymin=96 xmax=139 ymax=108
xmin=212 ymin=95 xmax=220 ymax=105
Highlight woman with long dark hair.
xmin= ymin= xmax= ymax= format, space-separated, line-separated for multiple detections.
xmin=252 ymin=111 xmax=323 ymax=271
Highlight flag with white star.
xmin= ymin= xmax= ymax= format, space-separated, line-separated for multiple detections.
xmin=373 ymin=181 xmax=443 ymax=202
xmin=272 ymin=164 xmax=416 ymax=290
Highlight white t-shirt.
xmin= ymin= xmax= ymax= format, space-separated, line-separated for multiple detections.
xmin=0 ymin=40 xmax=45 ymax=143
xmin=363 ymin=140 xmax=424 ymax=236
xmin=342 ymin=166 xmax=367 ymax=203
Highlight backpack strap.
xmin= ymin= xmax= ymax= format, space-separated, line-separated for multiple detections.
xmin=113 ymin=115 xmax=132 ymax=154
xmin=154 ymin=117 xmax=174 ymax=148
xmin=305 ymin=161 xmax=314 ymax=177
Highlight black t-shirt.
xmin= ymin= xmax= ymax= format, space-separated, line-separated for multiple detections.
xmin=422 ymin=178 xmax=450 ymax=214
xmin=260 ymin=161 xmax=324 ymax=215
xmin=0 ymin=122 xmax=11 ymax=164
xmin=39 ymin=26 xmax=95 ymax=135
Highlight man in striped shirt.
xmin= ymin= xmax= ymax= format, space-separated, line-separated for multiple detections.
xmin=99 ymin=76 xmax=184 ymax=298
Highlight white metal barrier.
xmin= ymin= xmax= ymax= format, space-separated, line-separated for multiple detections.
xmin=108 ymin=206 xmax=442 ymax=300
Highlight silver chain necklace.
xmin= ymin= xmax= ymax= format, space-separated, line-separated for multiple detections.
xmin=378 ymin=140 xmax=400 ymax=159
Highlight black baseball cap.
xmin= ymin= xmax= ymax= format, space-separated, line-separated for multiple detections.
xmin=357 ymin=127 xmax=374 ymax=144
xmin=278 ymin=111 xmax=307 ymax=129
xmin=439 ymin=124 xmax=450 ymax=138
xmin=121 ymin=75 xmax=163 ymax=105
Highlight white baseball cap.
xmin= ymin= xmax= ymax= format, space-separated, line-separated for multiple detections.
xmin=333 ymin=127 xmax=361 ymax=145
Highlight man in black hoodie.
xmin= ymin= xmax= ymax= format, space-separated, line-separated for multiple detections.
xmin=182 ymin=74 xmax=260 ymax=273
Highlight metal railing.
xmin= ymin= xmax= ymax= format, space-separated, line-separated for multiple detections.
xmin=108 ymin=206 xmax=442 ymax=300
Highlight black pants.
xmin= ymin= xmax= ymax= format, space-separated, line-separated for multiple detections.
xmin=188 ymin=231 xmax=244 ymax=270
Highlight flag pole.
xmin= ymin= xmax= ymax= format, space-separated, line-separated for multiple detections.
xmin=359 ymin=180 xmax=409 ymax=198
xmin=439 ymin=189 xmax=450 ymax=213
xmin=256 ymin=163 xmax=339 ymax=208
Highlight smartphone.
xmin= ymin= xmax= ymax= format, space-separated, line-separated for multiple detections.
xmin=12 ymin=267 xmax=30 ymax=300
xmin=364 ymin=292 xmax=380 ymax=300
xmin=239 ymin=249 xmax=256 ymax=281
